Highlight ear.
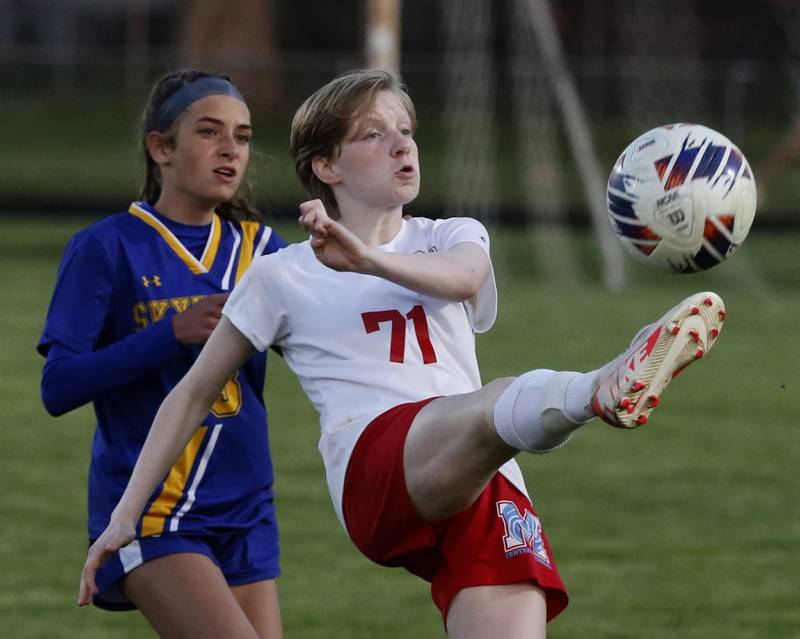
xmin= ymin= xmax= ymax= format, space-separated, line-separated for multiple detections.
xmin=145 ymin=131 xmax=174 ymax=166
xmin=311 ymin=155 xmax=341 ymax=186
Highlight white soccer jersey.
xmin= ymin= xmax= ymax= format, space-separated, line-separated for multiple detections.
xmin=224 ymin=216 xmax=527 ymax=526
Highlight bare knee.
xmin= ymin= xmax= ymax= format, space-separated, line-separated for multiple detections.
xmin=484 ymin=376 xmax=517 ymax=396
xmin=477 ymin=377 xmax=517 ymax=439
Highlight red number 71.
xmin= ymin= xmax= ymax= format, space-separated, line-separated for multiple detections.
xmin=361 ymin=304 xmax=438 ymax=364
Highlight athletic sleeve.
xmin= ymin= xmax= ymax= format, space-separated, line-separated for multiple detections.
xmin=38 ymin=231 xmax=114 ymax=355
xmin=38 ymin=230 xmax=185 ymax=416
xmin=223 ymin=254 xmax=289 ymax=352
xmin=41 ymin=322 xmax=182 ymax=416
xmin=264 ymin=227 xmax=288 ymax=254
xmin=252 ymin=224 xmax=288 ymax=260
xmin=433 ymin=217 xmax=497 ymax=333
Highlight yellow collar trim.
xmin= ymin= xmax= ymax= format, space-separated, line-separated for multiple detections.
xmin=128 ymin=204 xmax=221 ymax=275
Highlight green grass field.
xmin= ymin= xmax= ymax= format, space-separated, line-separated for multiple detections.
xmin=0 ymin=216 xmax=798 ymax=638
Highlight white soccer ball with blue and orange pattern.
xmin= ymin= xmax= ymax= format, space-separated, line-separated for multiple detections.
xmin=607 ymin=123 xmax=757 ymax=273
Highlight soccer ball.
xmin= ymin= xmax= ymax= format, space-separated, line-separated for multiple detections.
xmin=607 ymin=123 xmax=757 ymax=273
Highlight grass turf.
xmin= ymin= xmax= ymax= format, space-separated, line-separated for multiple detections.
xmin=0 ymin=216 xmax=797 ymax=637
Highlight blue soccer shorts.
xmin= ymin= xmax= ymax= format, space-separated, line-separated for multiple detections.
xmin=91 ymin=515 xmax=280 ymax=611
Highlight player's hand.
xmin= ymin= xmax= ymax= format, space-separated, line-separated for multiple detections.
xmin=78 ymin=519 xmax=137 ymax=606
xmin=298 ymin=199 xmax=333 ymax=237
xmin=172 ymin=293 xmax=229 ymax=345
xmin=298 ymin=199 xmax=371 ymax=272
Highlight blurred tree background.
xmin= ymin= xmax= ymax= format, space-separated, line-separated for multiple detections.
xmin=1 ymin=0 xmax=799 ymax=230
xmin=2 ymin=4 xmax=799 ymax=637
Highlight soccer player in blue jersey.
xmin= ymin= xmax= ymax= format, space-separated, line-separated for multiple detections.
xmin=39 ymin=70 xmax=286 ymax=637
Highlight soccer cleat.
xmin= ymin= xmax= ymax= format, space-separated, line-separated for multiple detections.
xmin=591 ymin=291 xmax=725 ymax=429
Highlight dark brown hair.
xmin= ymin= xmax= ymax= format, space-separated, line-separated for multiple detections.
xmin=139 ymin=69 xmax=263 ymax=222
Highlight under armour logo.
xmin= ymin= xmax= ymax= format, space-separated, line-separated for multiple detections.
xmin=142 ymin=275 xmax=162 ymax=287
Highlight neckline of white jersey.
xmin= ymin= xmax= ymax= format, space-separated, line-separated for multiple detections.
xmin=377 ymin=217 xmax=408 ymax=250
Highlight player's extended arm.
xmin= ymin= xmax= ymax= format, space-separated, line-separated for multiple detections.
xmin=299 ymin=199 xmax=491 ymax=301
xmin=77 ymin=316 xmax=255 ymax=606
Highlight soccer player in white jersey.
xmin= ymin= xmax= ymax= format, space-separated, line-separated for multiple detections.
xmin=79 ymin=69 xmax=726 ymax=638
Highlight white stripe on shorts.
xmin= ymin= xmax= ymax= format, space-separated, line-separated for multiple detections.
xmin=119 ymin=539 xmax=143 ymax=574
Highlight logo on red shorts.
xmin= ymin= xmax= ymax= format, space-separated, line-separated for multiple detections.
xmin=496 ymin=500 xmax=551 ymax=567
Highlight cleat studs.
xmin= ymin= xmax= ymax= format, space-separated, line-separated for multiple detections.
xmin=620 ymin=398 xmax=632 ymax=410
xmin=710 ymin=327 xmax=719 ymax=338
xmin=719 ymin=310 xmax=726 ymax=321
xmin=690 ymin=306 xmax=700 ymax=315
xmin=632 ymin=381 xmax=646 ymax=392
xmin=688 ymin=329 xmax=700 ymax=343
xmin=627 ymin=403 xmax=635 ymax=414
xmin=636 ymin=414 xmax=649 ymax=425
xmin=695 ymin=348 xmax=705 ymax=359
xmin=703 ymin=297 xmax=714 ymax=306
xmin=648 ymin=394 xmax=660 ymax=407
xmin=671 ymin=323 xmax=680 ymax=335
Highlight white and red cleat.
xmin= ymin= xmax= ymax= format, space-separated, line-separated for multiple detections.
xmin=591 ymin=292 xmax=725 ymax=429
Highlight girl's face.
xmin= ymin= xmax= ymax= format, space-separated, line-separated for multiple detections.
xmin=327 ymin=90 xmax=420 ymax=212
xmin=157 ymin=94 xmax=252 ymax=211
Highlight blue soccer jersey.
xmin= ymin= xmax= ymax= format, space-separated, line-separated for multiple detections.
xmin=39 ymin=202 xmax=286 ymax=540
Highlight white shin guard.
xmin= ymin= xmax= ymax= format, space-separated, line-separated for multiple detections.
xmin=493 ymin=369 xmax=595 ymax=453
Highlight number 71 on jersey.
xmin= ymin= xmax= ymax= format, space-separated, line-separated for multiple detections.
xmin=361 ymin=304 xmax=437 ymax=364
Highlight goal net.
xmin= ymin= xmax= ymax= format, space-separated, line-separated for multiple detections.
xmin=440 ymin=0 xmax=626 ymax=288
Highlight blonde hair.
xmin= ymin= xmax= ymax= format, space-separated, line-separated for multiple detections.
xmin=289 ymin=69 xmax=416 ymax=218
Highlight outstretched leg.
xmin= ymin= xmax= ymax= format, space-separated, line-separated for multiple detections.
xmin=403 ymin=371 xmax=589 ymax=521
xmin=403 ymin=377 xmax=519 ymax=521
xmin=404 ymin=291 xmax=725 ymax=521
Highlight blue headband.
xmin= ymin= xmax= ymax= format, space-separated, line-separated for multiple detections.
xmin=149 ymin=77 xmax=246 ymax=132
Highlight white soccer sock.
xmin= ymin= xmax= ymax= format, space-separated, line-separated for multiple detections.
xmin=493 ymin=369 xmax=599 ymax=453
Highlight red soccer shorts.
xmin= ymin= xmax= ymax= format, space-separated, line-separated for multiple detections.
xmin=342 ymin=398 xmax=569 ymax=624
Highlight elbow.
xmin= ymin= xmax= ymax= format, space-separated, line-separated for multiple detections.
xmin=450 ymin=274 xmax=484 ymax=302
xmin=41 ymin=383 xmax=69 ymax=417
xmin=440 ymin=279 xmax=481 ymax=303
xmin=40 ymin=367 xmax=79 ymax=417
xmin=461 ymin=278 xmax=484 ymax=301
xmin=445 ymin=246 xmax=491 ymax=301
xmin=448 ymin=255 xmax=489 ymax=302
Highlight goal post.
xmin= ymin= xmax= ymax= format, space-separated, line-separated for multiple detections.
xmin=365 ymin=0 xmax=402 ymax=73
xmin=522 ymin=0 xmax=627 ymax=290
xmin=364 ymin=0 xmax=627 ymax=290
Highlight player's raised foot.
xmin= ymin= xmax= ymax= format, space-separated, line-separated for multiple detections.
xmin=591 ymin=291 xmax=726 ymax=429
